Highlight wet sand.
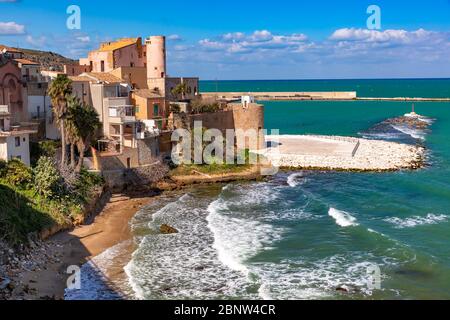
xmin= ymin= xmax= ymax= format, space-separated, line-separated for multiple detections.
xmin=10 ymin=194 xmax=155 ymax=300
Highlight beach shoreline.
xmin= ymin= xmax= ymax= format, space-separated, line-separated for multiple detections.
xmin=6 ymin=193 xmax=156 ymax=300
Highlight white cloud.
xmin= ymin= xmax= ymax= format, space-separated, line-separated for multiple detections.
xmin=25 ymin=35 xmax=47 ymax=47
xmin=198 ymin=30 xmax=308 ymax=54
xmin=168 ymin=34 xmax=182 ymax=41
xmin=76 ymin=36 xmax=90 ymax=43
xmin=329 ymin=28 xmax=437 ymax=44
xmin=171 ymin=27 xmax=450 ymax=79
xmin=0 ymin=21 xmax=25 ymax=35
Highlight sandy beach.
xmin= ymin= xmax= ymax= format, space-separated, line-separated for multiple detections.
xmin=7 ymin=193 xmax=155 ymax=300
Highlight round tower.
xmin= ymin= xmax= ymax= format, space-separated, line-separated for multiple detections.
xmin=146 ymin=36 xmax=166 ymax=79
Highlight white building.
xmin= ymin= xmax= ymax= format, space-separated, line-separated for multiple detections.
xmin=0 ymin=105 xmax=35 ymax=166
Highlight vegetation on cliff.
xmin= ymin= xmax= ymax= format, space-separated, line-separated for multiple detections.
xmin=1 ymin=74 xmax=105 ymax=245
xmin=0 ymin=159 xmax=103 ymax=245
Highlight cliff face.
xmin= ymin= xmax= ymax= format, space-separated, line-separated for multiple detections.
xmin=20 ymin=48 xmax=76 ymax=71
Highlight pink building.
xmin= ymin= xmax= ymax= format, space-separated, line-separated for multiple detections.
xmin=79 ymin=38 xmax=146 ymax=73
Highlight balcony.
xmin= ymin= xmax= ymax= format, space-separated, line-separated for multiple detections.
xmin=108 ymin=105 xmax=136 ymax=124
xmin=0 ymin=121 xmax=38 ymax=137
xmin=0 ymin=105 xmax=9 ymax=114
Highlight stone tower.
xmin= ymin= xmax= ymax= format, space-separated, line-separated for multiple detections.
xmin=146 ymin=36 xmax=166 ymax=79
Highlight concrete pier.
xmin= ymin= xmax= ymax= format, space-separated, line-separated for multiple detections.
xmin=202 ymin=91 xmax=357 ymax=101
xmin=202 ymin=92 xmax=450 ymax=102
xmin=257 ymin=135 xmax=425 ymax=171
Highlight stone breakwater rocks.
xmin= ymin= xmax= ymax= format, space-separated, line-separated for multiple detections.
xmin=259 ymin=135 xmax=425 ymax=172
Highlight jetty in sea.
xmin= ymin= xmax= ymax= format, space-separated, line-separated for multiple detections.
xmin=202 ymin=91 xmax=450 ymax=102
xmin=256 ymin=135 xmax=425 ymax=172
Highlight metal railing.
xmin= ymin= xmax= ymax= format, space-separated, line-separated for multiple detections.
xmin=352 ymin=140 xmax=361 ymax=158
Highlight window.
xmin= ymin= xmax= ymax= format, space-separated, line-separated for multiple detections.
xmin=153 ymin=104 xmax=159 ymax=116
xmin=135 ymin=106 xmax=140 ymax=114
xmin=101 ymin=60 xmax=105 ymax=72
xmin=15 ymin=137 xmax=21 ymax=147
xmin=0 ymin=119 xmax=4 ymax=131
xmin=90 ymin=61 xmax=93 ymax=70
xmin=130 ymin=62 xmax=134 ymax=67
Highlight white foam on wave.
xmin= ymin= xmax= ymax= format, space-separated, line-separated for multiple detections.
xmin=125 ymin=193 xmax=255 ymax=300
xmin=361 ymin=132 xmax=402 ymax=141
xmin=390 ymin=124 xmax=426 ymax=140
xmin=252 ymin=253 xmax=397 ymax=300
xmin=65 ymin=240 xmax=132 ymax=300
xmin=206 ymin=184 xmax=284 ymax=276
xmin=328 ymin=208 xmax=359 ymax=227
xmin=287 ymin=172 xmax=306 ymax=187
xmin=385 ymin=214 xmax=448 ymax=229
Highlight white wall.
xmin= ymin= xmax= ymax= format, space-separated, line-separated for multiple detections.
xmin=28 ymin=95 xmax=50 ymax=120
xmin=46 ymin=105 xmax=60 ymax=140
xmin=0 ymin=138 xmax=7 ymax=161
xmin=0 ymin=134 xmax=31 ymax=166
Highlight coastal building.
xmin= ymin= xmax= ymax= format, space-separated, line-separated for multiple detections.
xmin=0 ymin=59 xmax=37 ymax=166
xmin=131 ymin=89 xmax=168 ymax=130
xmin=110 ymin=66 xmax=147 ymax=90
xmin=0 ymin=45 xmax=24 ymax=60
xmin=79 ymin=38 xmax=146 ymax=73
xmin=145 ymin=36 xmax=199 ymax=102
xmin=63 ymin=64 xmax=92 ymax=77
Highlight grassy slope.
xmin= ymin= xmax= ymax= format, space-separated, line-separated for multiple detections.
xmin=0 ymin=183 xmax=61 ymax=245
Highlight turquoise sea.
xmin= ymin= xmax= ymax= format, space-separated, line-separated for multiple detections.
xmin=68 ymin=79 xmax=450 ymax=300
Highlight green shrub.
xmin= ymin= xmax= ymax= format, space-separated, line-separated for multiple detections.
xmin=30 ymin=140 xmax=60 ymax=166
xmin=33 ymin=156 xmax=64 ymax=199
xmin=0 ymin=159 xmax=6 ymax=176
xmin=3 ymin=160 xmax=32 ymax=188
xmin=72 ymin=168 xmax=104 ymax=203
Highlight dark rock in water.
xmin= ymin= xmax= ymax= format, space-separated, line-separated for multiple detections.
xmin=336 ymin=287 xmax=349 ymax=293
xmin=361 ymin=113 xmax=433 ymax=143
xmin=160 ymin=224 xmax=179 ymax=234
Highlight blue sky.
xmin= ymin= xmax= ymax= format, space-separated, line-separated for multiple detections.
xmin=1 ymin=0 xmax=449 ymax=79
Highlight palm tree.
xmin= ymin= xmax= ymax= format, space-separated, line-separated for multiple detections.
xmin=66 ymin=97 xmax=100 ymax=172
xmin=171 ymin=82 xmax=188 ymax=101
xmin=48 ymin=75 xmax=73 ymax=165
xmin=65 ymin=95 xmax=79 ymax=168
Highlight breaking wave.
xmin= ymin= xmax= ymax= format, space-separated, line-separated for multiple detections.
xmin=328 ymin=208 xmax=359 ymax=227
xmin=385 ymin=214 xmax=448 ymax=229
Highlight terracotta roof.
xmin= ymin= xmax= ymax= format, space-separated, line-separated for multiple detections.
xmin=78 ymin=72 xmax=124 ymax=84
xmin=87 ymin=72 xmax=124 ymax=83
xmin=0 ymin=45 xmax=23 ymax=53
xmin=133 ymin=89 xmax=163 ymax=99
xmin=14 ymin=58 xmax=39 ymax=65
xmin=68 ymin=75 xmax=93 ymax=82
xmin=98 ymin=38 xmax=138 ymax=52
